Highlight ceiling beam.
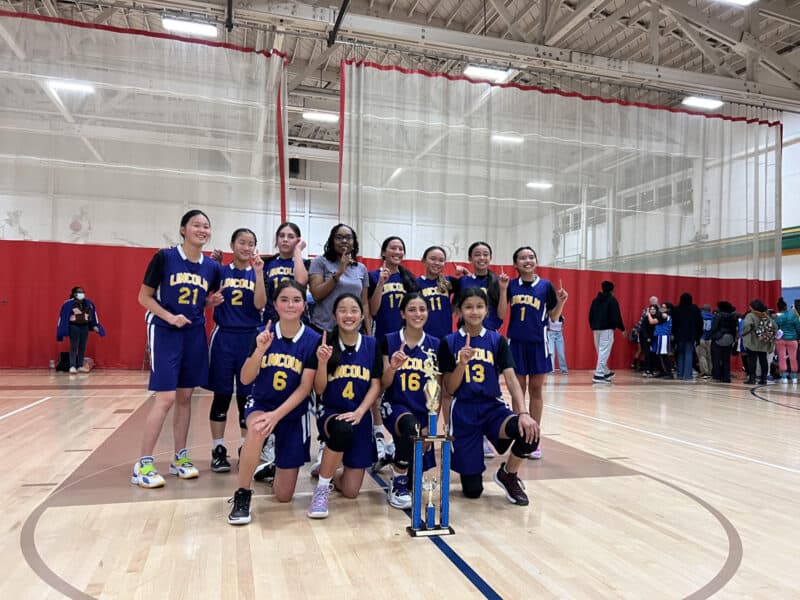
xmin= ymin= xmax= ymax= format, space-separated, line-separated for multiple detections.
xmin=487 ymin=0 xmax=528 ymax=42
xmin=669 ymin=14 xmax=736 ymax=77
xmin=547 ymin=0 xmax=611 ymax=46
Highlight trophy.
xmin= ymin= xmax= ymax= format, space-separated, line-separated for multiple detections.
xmin=407 ymin=348 xmax=455 ymax=537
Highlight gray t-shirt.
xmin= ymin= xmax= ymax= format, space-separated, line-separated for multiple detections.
xmin=309 ymin=255 xmax=369 ymax=332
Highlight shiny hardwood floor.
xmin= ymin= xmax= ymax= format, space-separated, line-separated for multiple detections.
xmin=1 ymin=368 xmax=798 ymax=599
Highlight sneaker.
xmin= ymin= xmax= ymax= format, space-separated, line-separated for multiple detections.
xmin=560 ymin=370 xmax=568 ymax=374
xmin=308 ymin=483 xmax=332 ymax=519
xmin=261 ymin=434 xmax=276 ymax=464
xmin=603 ymin=371 xmax=616 ymax=379
xmin=372 ymin=432 xmax=392 ymax=472
xmin=227 ymin=488 xmax=252 ymax=525
xmin=793 ymin=376 xmax=798 ymax=384
xmin=253 ymin=462 xmax=275 ymax=484
xmin=211 ymin=445 xmax=231 ymax=473
xmin=77 ymin=367 xmax=90 ymax=373
xmin=310 ymin=443 xmax=325 ymax=478
xmin=527 ymin=448 xmax=542 ymax=460
xmin=69 ymin=367 xmax=77 ymax=374
xmin=592 ymin=375 xmax=612 ymax=384
xmin=131 ymin=457 xmax=165 ymax=489
xmin=483 ymin=437 xmax=495 ymax=458
xmin=781 ymin=376 xmax=789 ymax=384
xmin=493 ymin=462 xmax=529 ymax=506
xmin=388 ymin=475 xmax=412 ymax=509
xmin=385 ymin=439 xmax=396 ymax=460
xmin=169 ymin=450 xmax=199 ymax=479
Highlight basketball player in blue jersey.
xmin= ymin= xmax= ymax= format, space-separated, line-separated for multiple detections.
xmin=416 ymin=246 xmax=460 ymax=339
xmin=456 ymin=241 xmax=510 ymax=332
xmin=227 ymin=281 xmax=320 ymax=525
xmin=132 ymin=210 xmax=223 ymax=489
xmin=307 ymin=294 xmax=383 ymax=519
xmin=499 ymin=247 xmax=568 ymax=460
xmin=437 ymin=288 xmax=539 ymax=505
xmin=380 ymin=293 xmax=440 ymax=509
xmin=262 ymin=222 xmax=308 ymax=324
xmin=206 ymin=228 xmax=266 ymax=473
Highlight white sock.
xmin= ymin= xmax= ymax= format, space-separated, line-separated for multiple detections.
xmin=373 ymin=425 xmax=383 ymax=436
xmin=213 ymin=438 xmax=225 ymax=449
xmin=318 ymin=476 xmax=332 ymax=488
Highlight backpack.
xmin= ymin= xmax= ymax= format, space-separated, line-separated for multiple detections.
xmin=754 ymin=316 xmax=777 ymax=343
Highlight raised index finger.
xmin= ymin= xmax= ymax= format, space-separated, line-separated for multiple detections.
xmin=465 ymin=333 xmax=471 ymax=347
xmin=322 ymin=330 xmax=327 ymax=346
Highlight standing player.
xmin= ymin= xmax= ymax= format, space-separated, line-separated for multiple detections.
xmin=437 ymin=288 xmax=539 ymax=505
xmin=262 ymin=222 xmax=308 ymax=324
xmin=206 ymin=228 xmax=266 ymax=473
xmin=307 ymin=294 xmax=383 ymax=519
xmin=502 ymin=247 xmax=567 ymax=460
xmin=416 ymin=246 xmax=459 ymax=339
xmin=457 ymin=241 xmax=509 ymax=332
xmin=380 ymin=293 xmax=440 ymax=509
xmin=132 ymin=209 xmax=222 ymax=489
xmin=227 ymin=281 xmax=320 ymax=525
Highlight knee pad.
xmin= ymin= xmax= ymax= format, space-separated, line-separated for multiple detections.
xmin=461 ymin=473 xmax=483 ymax=499
xmin=392 ymin=414 xmax=419 ymax=469
xmin=209 ymin=393 xmax=232 ymax=422
xmin=326 ymin=418 xmax=354 ymax=453
xmin=504 ymin=416 xmax=539 ymax=458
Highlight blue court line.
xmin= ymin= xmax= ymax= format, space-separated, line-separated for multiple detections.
xmin=368 ymin=471 xmax=503 ymax=600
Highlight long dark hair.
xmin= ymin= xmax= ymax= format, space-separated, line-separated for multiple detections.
xmin=179 ymin=209 xmax=210 ymax=238
xmin=422 ymin=245 xmax=452 ymax=294
xmin=379 ymin=236 xmax=419 ymax=294
xmin=399 ymin=292 xmax=427 ymax=329
xmin=465 ymin=241 xmax=499 ymax=308
xmin=261 ymin=221 xmax=301 ymax=263
xmin=326 ymin=293 xmax=363 ymax=375
xmin=323 ymin=224 xmax=359 ymax=263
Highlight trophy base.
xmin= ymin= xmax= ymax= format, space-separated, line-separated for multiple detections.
xmin=406 ymin=525 xmax=455 ymax=538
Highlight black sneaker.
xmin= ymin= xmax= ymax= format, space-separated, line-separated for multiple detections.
xmin=227 ymin=488 xmax=253 ymax=525
xmin=603 ymin=371 xmax=616 ymax=379
xmin=592 ymin=375 xmax=612 ymax=384
xmin=211 ymin=445 xmax=231 ymax=473
xmin=493 ymin=462 xmax=529 ymax=506
xmin=253 ymin=462 xmax=275 ymax=484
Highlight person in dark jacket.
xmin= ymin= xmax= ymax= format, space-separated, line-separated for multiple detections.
xmin=709 ymin=301 xmax=737 ymax=383
xmin=56 ymin=286 xmax=105 ymax=373
xmin=671 ymin=292 xmax=704 ymax=381
xmin=588 ymin=280 xmax=625 ymax=384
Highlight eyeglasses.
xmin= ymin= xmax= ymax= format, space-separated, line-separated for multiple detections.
xmin=334 ymin=234 xmax=354 ymax=242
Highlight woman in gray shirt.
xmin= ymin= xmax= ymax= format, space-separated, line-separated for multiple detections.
xmin=309 ymin=223 xmax=372 ymax=335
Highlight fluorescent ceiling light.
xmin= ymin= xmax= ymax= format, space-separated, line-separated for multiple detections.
xmin=302 ymin=111 xmax=339 ymax=124
xmin=162 ymin=17 xmax=218 ymax=38
xmin=388 ymin=167 xmax=403 ymax=181
xmin=463 ymin=65 xmax=515 ymax=83
xmin=491 ymin=134 xmax=524 ymax=144
xmin=715 ymin=0 xmax=756 ymax=5
xmin=46 ymin=80 xmax=95 ymax=94
xmin=526 ymin=181 xmax=553 ymax=189
xmin=681 ymin=96 xmax=724 ymax=110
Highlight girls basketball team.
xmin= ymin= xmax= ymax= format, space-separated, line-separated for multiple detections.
xmin=132 ymin=211 xmax=568 ymax=526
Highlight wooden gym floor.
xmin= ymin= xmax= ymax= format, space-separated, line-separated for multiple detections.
xmin=1 ymin=368 xmax=798 ymax=599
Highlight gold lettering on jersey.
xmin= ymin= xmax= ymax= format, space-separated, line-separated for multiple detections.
xmin=328 ymin=364 xmax=370 ymax=381
xmin=382 ymin=282 xmax=404 ymax=295
xmin=421 ymin=287 xmax=443 ymax=298
xmin=469 ymin=348 xmax=494 ymax=365
xmin=222 ymin=277 xmax=256 ymax=291
xmin=397 ymin=357 xmax=424 ymax=371
xmin=511 ymin=294 xmax=541 ymax=309
xmin=268 ymin=266 xmax=293 ymax=278
xmin=169 ymin=272 xmax=209 ymax=290
xmin=261 ymin=353 xmax=303 ymax=373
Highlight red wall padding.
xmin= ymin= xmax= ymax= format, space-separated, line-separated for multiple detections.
xmin=0 ymin=240 xmax=781 ymax=370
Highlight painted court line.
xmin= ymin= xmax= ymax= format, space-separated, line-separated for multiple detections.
xmin=0 ymin=396 xmax=52 ymax=422
xmin=549 ymin=405 xmax=800 ymax=475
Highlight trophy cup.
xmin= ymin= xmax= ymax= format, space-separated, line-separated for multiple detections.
xmin=407 ymin=348 xmax=455 ymax=537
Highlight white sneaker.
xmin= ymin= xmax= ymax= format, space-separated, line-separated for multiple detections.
xmin=69 ymin=367 xmax=77 ymax=374
xmin=131 ymin=457 xmax=165 ymax=488
xmin=260 ymin=434 xmax=276 ymax=464
xmin=78 ymin=367 xmax=90 ymax=373
xmin=310 ymin=443 xmax=325 ymax=478
xmin=528 ymin=448 xmax=542 ymax=460
xmin=483 ymin=437 xmax=495 ymax=458
xmin=169 ymin=449 xmax=199 ymax=479
xmin=388 ymin=474 xmax=412 ymax=509
xmin=781 ymin=376 xmax=789 ymax=384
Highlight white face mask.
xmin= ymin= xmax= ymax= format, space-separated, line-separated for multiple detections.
xmin=75 ymin=293 xmax=85 ymax=301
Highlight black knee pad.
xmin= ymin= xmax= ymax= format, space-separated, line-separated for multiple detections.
xmin=236 ymin=394 xmax=248 ymax=429
xmin=460 ymin=473 xmax=483 ymax=499
xmin=504 ymin=416 xmax=539 ymax=458
xmin=326 ymin=418 xmax=354 ymax=453
xmin=392 ymin=413 xmax=419 ymax=469
xmin=209 ymin=393 xmax=232 ymax=422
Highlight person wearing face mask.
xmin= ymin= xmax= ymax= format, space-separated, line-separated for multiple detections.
xmin=57 ymin=286 xmax=105 ymax=373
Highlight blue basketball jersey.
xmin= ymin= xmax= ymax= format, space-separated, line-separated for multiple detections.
xmin=506 ymin=277 xmax=556 ymax=342
xmin=654 ymin=314 xmax=672 ymax=337
xmin=213 ymin=264 xmax=261 ymax=329
xmin=320 ymin=334 xmax=380 ymax=413
xmin=144 ymin=246 xmax=220 ymax=329
xmin=458 ymin=274 xmax=503 ymax=330
xmin=249 ymin=322 xmax=320 ymax=414
xmin=416 ymin=276 xmax=455 ymax=339
xmin=439 ymin=329 xmax=511 ymax=403
xmin=263 ymin=256 xmax=296 ymax=322
xmin=383 ymin=330 xmax=440 ymax=414
xmin=370 ymin=270 xmax=406 ymax=341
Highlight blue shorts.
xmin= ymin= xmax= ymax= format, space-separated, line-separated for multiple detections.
xmin=243 ymin=398 xmax=311 ymax=469
xmin=206 ymin=327 xmax=255 ymax=396
xmin=509 ymin=339 xmax=552 ymax=375
xmin=652 ymin=335 xmax=670 ymax=355
xmin=147 ymin=324 xmax=209 ymax=392
xmin=318 ymin=409 xmax=376 ymax=470
xmin=449 ymin=398 xmax=514 ymax=475
xmin=381 ymin=403 xmax=436 ymax=471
